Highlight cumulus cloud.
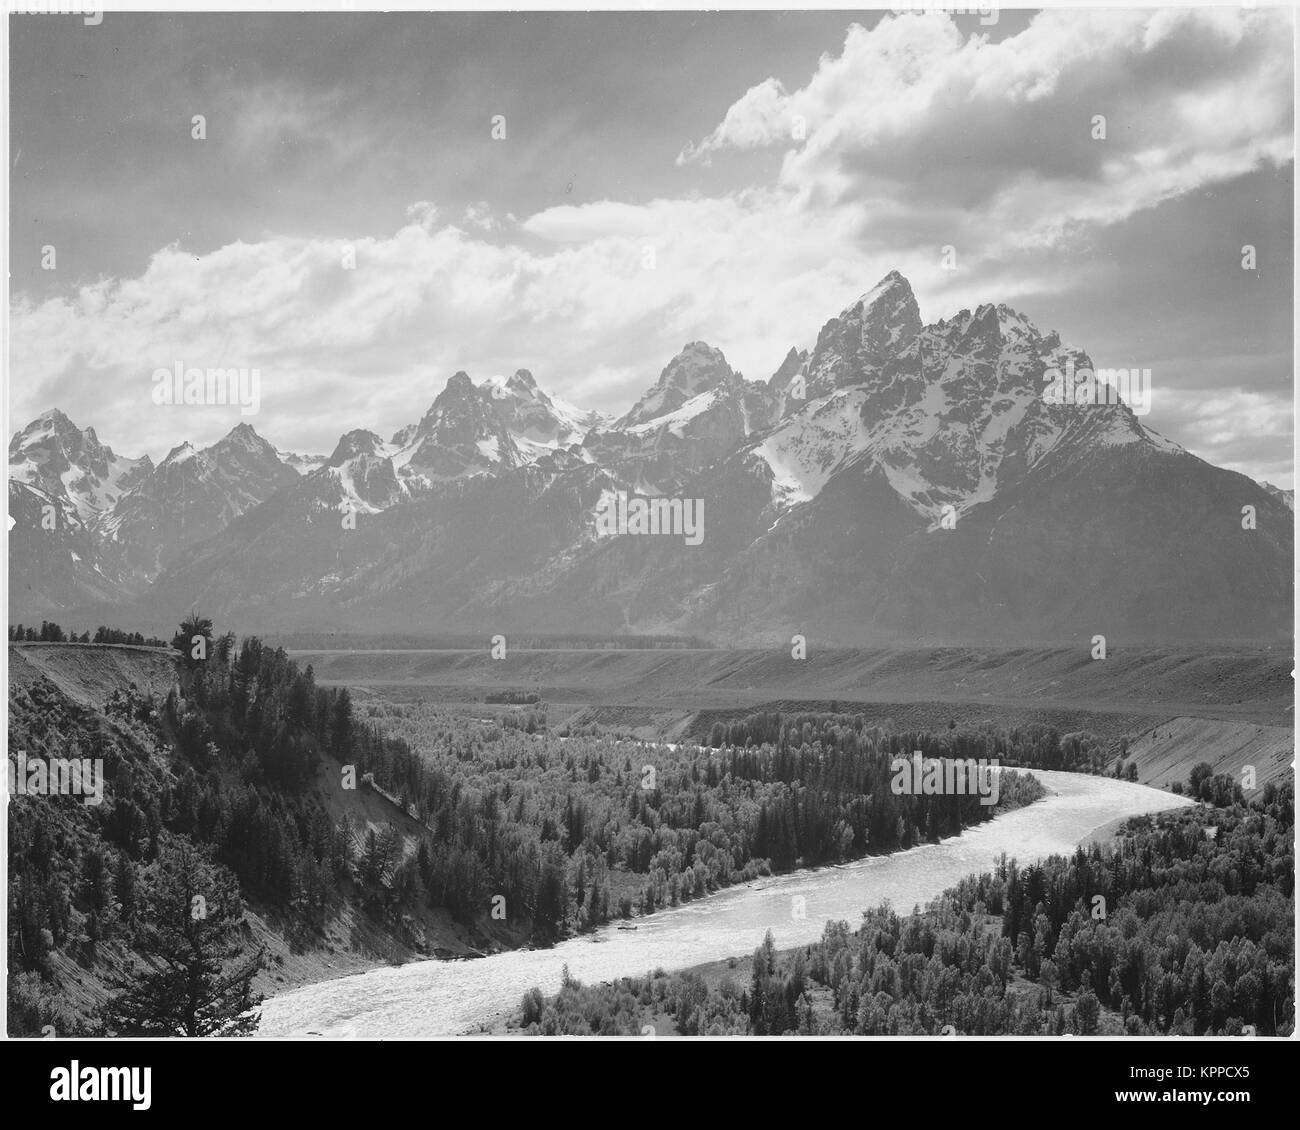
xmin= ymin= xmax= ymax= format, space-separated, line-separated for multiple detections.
xmin=8 ymin=8 xmax=1294 ymax=486
xmin=9 ymin=192 xmax=896 ymax=458
xmin=682 ymin=9 xmax=1292 ymax=244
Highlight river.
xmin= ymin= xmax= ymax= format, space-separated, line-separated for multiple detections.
xmin=258 ymin=770 xmax=1193 ymax=1038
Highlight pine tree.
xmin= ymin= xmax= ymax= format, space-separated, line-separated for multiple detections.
xmin=103 ymin=841 xmax=264 ymax=1036
xmin=361 ymin=828 xmax=383 ymax=884
xmin=115 ymin=855 xmax=138 ymax=924
xmin=172 ymin=612 xmax=214 ymax=669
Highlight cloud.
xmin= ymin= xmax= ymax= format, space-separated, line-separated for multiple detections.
xmin=1154 ymin=387 xmax=1293 ymax=483
xmin=462 ymin=202 xmax=498 ymax=232
xmin=677 ymin=77 xmax=791 ymax=166
xmin=682 ymin=8 xmax=1293 ymax=251
xmin=216 ymin=79 xmax=376 ymax=170
xmin=8 ymin=9 xmax=1294 ymax=488
xmin=9 ymin=192 xmax=897 ymax=458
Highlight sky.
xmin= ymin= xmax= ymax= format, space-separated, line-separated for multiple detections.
xmin=8 ymin=7 xmax=1296 ymax=487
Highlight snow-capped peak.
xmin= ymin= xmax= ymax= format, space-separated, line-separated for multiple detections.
xmin=615 ymin=342 xmax=743 ymax=430
xmin=379 ymin=366 xmax=603 ymax=488
xmin=8 ymin=408 xmax=152 ymax=523
xmin=748 ymin=290 xmax=1186 ymax=529
xmin=803 ymin=270 xmax=923 ymax=399
xmin=328 ymin=429 xmax=392 ymax=467
xmin=160 ymin=441 xmax=198 ymax=467
xmin=849 ymin=268 xmax=912 ymax=315
xmin=278 ymin=449 xmax=330 ymax=476
xmin=320 ymin=429 xmax=404 ymax=513
xmin=209 ymin=421 xmax=276 ymax=457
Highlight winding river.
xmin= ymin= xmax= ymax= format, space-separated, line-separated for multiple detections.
xmin=258 ymin=770 xmax=1193 ymax=1038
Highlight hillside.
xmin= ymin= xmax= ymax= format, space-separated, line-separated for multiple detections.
xmin=287 ymin=643 xmax=1290 ymax=714
xmin=9 ymin=643 xmax=179 ymax=706
xmin=5 ymin=640 xmax=522 ymax=1036
xmin=1121 ymin=717 xmax=1293 ymax=794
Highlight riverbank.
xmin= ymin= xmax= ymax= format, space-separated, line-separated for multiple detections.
xmin=257 ymin=771 xmax=1193 ymax=1037
xmin=255 ymin=767 xmax=1048 ymax=1007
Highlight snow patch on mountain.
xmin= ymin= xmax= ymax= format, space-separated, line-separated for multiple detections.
xmin=750 ymin=388 xmax=872 ymax=505
xmin=623 ymin=388 xmax=723 ymax=438
xmin=9 ymin=408 xmax=152 ymax=524
xmin=742 ymin=289 xmax=1191 ymax=528
xmin=616 ymin=342 xmax=741 ymax=430
xmin=278 ymin=450 xmax=330 ymax=475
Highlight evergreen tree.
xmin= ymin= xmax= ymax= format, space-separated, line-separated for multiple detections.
xmin=172 ymin=612 xmax=214 ymax=668
xmin=103 ymin=841 xmax=264 ymax=1036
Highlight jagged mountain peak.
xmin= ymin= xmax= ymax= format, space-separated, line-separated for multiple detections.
xmin=11 ymin=269 xmax=1287 ymax=648
xmin=768 ymin=346 xmax=807 ymax=389
xmin=662 ymin=341 xmax=734 ymax=387
xmin=328 ymin=429 xmax=390 ymax=467
xmin=174 ymin=423 xmax=276 ymax=472
xmin=9 ymin=407 xmax=152 ymax=523
xmin=485 ymin=368 xmax=595 ymax=449
xmin=747 ymin=284 xmax=1181 ymax=533
xmin=395 ymin=373 xmax=520 ymax=481
xmin=211 ymin=420 xmax=268 ymax=448
xmin=616 ymin=341 xmax=742 ymax=430
xmin=484 ymin=368 xmax=554 ymax=411
xmin=159 ymin=441 xmax=199 ymax=467
xmin=766 ymin=346 xmax=811 ymax=421
xmin=508 ymin=367 xmax=540 ymax=393
xmin=151 ymin=425 xmax=287 ymax=476
xmin=7 ymin=409 xmax=301 ymax=587
xmin=11 ymin=406 xmax=76 ymax=443
xmin=846 ymin=268 xmax=914 ymax=314
xmin=382 ymin=367 xmax=599 ymax=484
xmin=12 ymin=406 xmax=109 ymax=459
xmin=804 ymin=271 xmax=923 ymax=398
xmin=417 ymin=370 xmax=490 ymax=425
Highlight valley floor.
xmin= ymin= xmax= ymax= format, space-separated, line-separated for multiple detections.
xmin=290 ymin=642 xmax=1293 ymax=790
xmin=12 ymin=640 xmax=1289 ymax=1031
xmin=263 ymin=643 xmax=1292 ymax=1006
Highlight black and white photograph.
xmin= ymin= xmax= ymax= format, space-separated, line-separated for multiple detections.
xmin=2 ymin=0 xmax=1295 ymax=1087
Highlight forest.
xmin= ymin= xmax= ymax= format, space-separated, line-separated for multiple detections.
xmin=9 ymin=621 xmax=170 ymax=646
xmin=8 ymin=619 xmax=1073 ymax=1034
xmin=354 ymin=699 xmax=1047 ymax=918
xmin=514 ymin=776 xmax=1294 ymax=1036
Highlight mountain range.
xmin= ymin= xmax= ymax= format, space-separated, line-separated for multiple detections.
xmin=9 ymin=272 xmax=1292 ymax=644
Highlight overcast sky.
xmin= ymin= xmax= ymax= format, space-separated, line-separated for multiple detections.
xmin=9 ymin=8 xmax=1295 ymax=486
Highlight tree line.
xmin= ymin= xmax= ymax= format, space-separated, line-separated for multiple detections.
xmin=9 ymin=621 xmax=170 ymax=647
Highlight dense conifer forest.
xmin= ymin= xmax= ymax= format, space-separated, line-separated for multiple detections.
xmin=7 ymin=621 xmax=1060 ymax=1034
xmin=514 ymin=779 xmax=1294 ymax=1036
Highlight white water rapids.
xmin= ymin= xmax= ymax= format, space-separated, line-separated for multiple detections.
xmin=259 ymin=770 xmax=1193 ymax=1038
